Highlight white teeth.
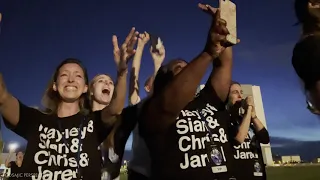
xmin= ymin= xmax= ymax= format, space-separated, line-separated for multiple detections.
xmin=65 ymin=86 xmax=76 ymax=91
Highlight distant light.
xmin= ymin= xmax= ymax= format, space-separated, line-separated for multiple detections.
xmin=8 ymin=143 xmax=18 ymax=151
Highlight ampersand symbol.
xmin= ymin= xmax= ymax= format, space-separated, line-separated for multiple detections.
xmin=70 ymin=138 xmax=80 ymax=153
xmin=219 ymin=128 xmax=228 ymax=143
xmin=207 ymin=117 xmax=220 ymax=129
xmin=79 ymin=153 xmax=89 ymax=167
xmin=87 ymin=120 xmax=94 ymax=132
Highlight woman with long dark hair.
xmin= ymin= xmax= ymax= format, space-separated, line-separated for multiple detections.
xmin=228 ymin=81 xmax=269 ymax=180
xmin=0 ymin=28 xmax=137 ymax=180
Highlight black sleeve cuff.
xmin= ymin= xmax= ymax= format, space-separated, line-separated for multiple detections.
xmin=3 ymin=101 xmax=40 ymax=139
xmin=255 ymin=128 xmax=270 ymax=144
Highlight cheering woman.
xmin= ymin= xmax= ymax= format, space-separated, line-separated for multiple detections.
xmin=228 ymin=81 xmax=270 ymax=180
xmin=90 ymin=31 xmax=151 ymax=180
xmin=0 ymin=28 xmax=137 ymax=180
xmin=89 ymin=73 xmax=119 ymax=180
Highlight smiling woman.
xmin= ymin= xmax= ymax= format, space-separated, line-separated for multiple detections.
xmin=41 ymin=58 xmax=90 ymax=115
xmin=0 ymin=57 xmax=125 ymax=180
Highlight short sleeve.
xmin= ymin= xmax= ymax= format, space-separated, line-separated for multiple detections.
xmin=94 ymin=105 xmax=139 ymax=144
xmin=3 ymin=101 xmax=42 ymax=139
xmin=255 ymin=128 xmax=270 ymax=144
xmin=115 ymin=105 xmax=138 ymax=151
xmin=117 ymin=105 xmax=139 ymax=139
xmin=92 ymin=110 xmax=112 ymax=143
xmin=196 ymin=80 xmax=226 ymax=110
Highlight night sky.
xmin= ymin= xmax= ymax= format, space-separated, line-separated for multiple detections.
xmin=0 ymin=0 xmax=319 ymax=151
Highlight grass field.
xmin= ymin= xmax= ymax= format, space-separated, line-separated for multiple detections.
xmin=119 ymin=165 xmax=320 ymax=180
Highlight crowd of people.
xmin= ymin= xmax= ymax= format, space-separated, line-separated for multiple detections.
xmin=0 ymin=0 xmax=319 ymax=180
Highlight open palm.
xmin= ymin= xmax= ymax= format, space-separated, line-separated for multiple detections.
xmin=112 ymin=27 xmax=138 ymax=73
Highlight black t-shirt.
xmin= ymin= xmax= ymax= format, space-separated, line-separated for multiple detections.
xmin=230 ymin=115 xmax=269 ymax=180
xmin=139 ymin=82 xmax=236 ymax=180
xmin=8 ymin=161 xmax=21 ymax=180
xmin=102 ymin=105 xmax=139 ymax=179
xmin=4 ymin=101 xmax=111 ymax=180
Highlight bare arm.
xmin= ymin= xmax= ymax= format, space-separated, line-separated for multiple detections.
xmin=145 ymin=52 xmax=214 ymax=132
xmin=209 ymin=47 xmax=233 ymax=101
xmin=149 ymin=42 xmax=166 ymax=93
xmin=251 ymin=105 xmax=268 ymax=133
xmin=234 ymin=106 xmax=252 ymax=144
xmin=101 ymin=28 xmax=138 ymax=125
xmin=143 ymin=5 xmax=232 ymax=132
xmin=101 ymin=72 xmax=128 ymax=125
xmin=251 ymin=116 xmax=264 ymax=132
xmin=252 ymin=116 xmax=270 ymax=144
xmin=0 ymin=74 xmax=20 ymax=126
xmin=129 ymin=47 xmax=143 ymax=105
xmin=129 ymin=33 xmax=149 ymax=105
xmin=5 ymin=153 xmax=13 ymax=168
xmin=161 ymin=53 xmax=213 ymax=114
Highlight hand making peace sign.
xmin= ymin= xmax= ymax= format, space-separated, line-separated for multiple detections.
xmin=112 ymin=27 xmax=139 ymax=74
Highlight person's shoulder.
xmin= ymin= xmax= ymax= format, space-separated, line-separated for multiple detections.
xmin=122 ymin=104 xmax=139 ymax=116
xmin=17 ymin=102 xmax=48 ymax=122
xmin=9 ymin=161 xmax=16 ymax=167
xmin=192 ymin=84 xmax=226 ymax=110
xmin=294 ymin=34 xmax=320 ymax=53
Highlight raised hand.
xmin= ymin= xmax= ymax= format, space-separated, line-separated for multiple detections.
xmin=112 ymin=27 xmax=139 ymax=73
xmin=137 ymin=32 xmax=150 ymax=47
xmin=244 ymin=96 xmax=254 ymax=110
xmin=198 ymin=3 xmax=240 ymax=58
xmin=150 ymin=42 xmax=165 ymax=67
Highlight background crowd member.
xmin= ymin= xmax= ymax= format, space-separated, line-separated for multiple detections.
xmin=292 ymin=0 xmax=320 ymax=114
xmin=127 ymin=33 xmax=165 ymax=180
xmin=0 ymin=28 xmax=137 ymax=180
xmin=132 ymin=4 xmax=239 ymax=179
xmin=228 ymin=82 xmax=269 ymax=180
xmin=128 ymin=32 xmax=150 ymax=105
xmin=5 ymin=151 xmax=23 ymax=180
xmin=89 ymin=74 xmax=117 ymax=180
xmin=89 ymin=31 xmax=150 ymax=180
